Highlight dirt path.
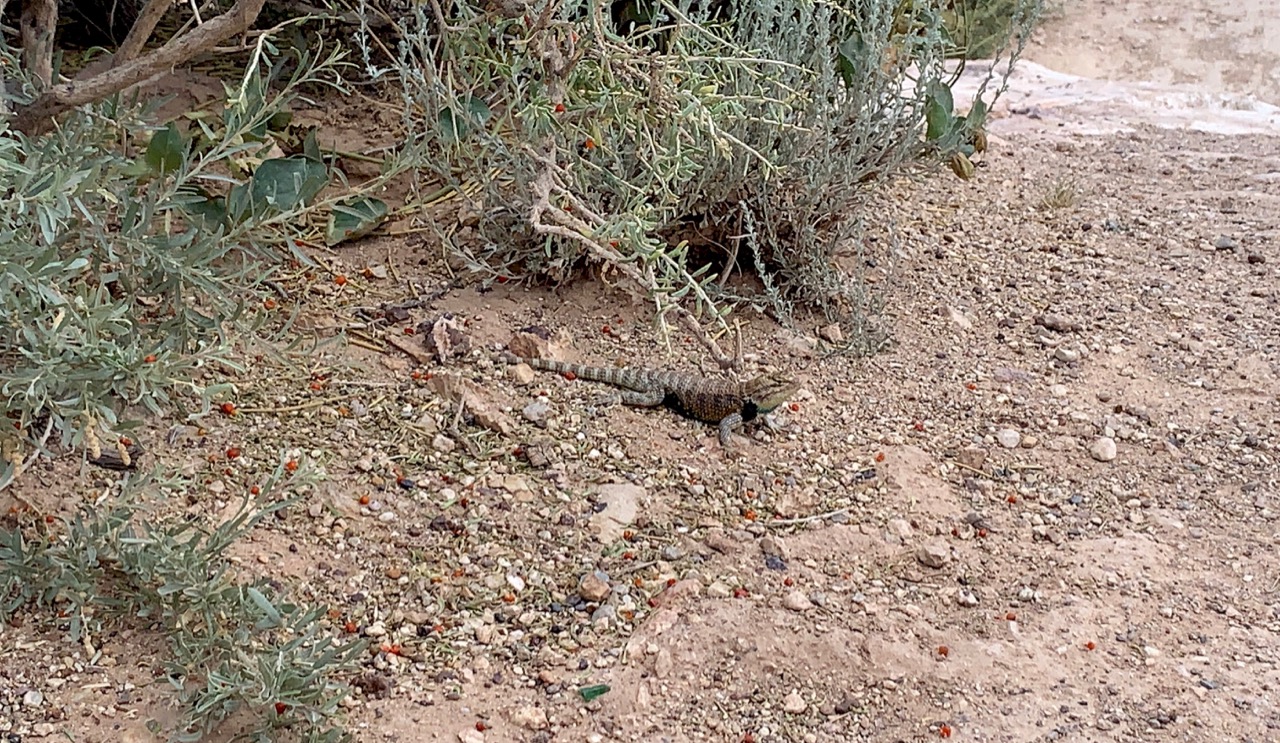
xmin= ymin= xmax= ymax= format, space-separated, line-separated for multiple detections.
xmin=1030 ymin=0 xmax=1280 ymax=106
xmin=3 ymin=3 xmax=1278 ymax=743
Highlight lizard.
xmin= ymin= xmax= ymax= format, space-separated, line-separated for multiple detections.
xmin=501 ymin=353 xmax=799 ymax=448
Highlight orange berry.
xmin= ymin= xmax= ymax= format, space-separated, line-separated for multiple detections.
xmin=285 ymin=459 xmax=299 ymax=472
xmin=143 ymin=354 xmax=156 ymax=363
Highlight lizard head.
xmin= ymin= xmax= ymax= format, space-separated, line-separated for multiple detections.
xmin=743 ymin=373 xmax=800 ymax=414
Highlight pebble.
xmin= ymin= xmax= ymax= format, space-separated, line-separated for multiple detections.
xmin=817 ymin=324 xmax=844 ymax=343
xmin=957 ymin=446 xmax=988 ymax=470
xmin=996 ymin=429 xmax=1022 ymax=449
xmin=1036 ymin=313 xmax=1082 ymax=333
xmin=457 ymin=730 xmax=485 ymax=743
xmin=886 ymin=518 xmax=913 ymax=540
xmin=760 ymin=534 xmax=790 ymax=559
xmin=916 ymin=539 xmax=951 ymax=569
xmin=783 ymin=590 xmax=813 ymax=612
xmin=509 ymin=363 xmax=536 ymax=385
xmin=782 ymin=690 xmax=807 ymax=714
xmin=522 ymin=400 xmax=551 ymax=425
xmin=1054 ymin=347 xmax=1081 ymax=363
xmin=1090 ymin=437 xmax=1118 ymax=462
xmin=22 ymin=690 xmax=43 ymax=708
xmin=511 ymin=704 xmax=550 ymax=730
xmin=432 ymin=434 xmax=457 ymax=453
xmin=578 ymin=572 xmax=612 ymax=602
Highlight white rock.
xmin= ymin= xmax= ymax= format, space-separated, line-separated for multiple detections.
xmin=1090 ymin=437 xmax=1118 ymax=462
xmin=782 ymin=690 xmax=807 ymax=714
xmin=783 ymin=590 xmax=813 ymax=612
xmin=996 ymin=429 xmax=1022 ymax=449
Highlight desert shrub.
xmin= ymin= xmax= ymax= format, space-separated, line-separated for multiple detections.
xmin=0 ymin=458 xmax=362 ymax=742
xmin=380 ymin=0 xmax=1041 ymax=347
xmin=0 ymin=39 xmax=360 ymax=490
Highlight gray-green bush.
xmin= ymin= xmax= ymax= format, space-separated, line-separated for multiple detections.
xmin=382 ymin=0 xmax=1040 ymax=346
xmin=0 ymin=40 xmax=351 ymax=488
xmin=0 ymin=459 xmax=362 ymax=742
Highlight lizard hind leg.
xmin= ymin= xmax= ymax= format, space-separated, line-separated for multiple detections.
xmin=587 ymin=388 xmax=665 ymax=410
xmin=615 ymin=388 xmax=666 ymax=408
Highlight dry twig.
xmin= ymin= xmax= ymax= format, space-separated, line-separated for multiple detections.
xmin=13 ymin=0 xmax=268 ymax=134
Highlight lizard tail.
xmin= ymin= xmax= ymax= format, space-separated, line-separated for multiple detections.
xmin=503 ymin=354 xmax=634 ymax=387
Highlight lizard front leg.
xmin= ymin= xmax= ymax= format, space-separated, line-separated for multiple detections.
xmin=717 ymin=412 xmax=744 ymax=448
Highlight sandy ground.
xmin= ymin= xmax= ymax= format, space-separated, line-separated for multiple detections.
xmin=2 ymin=2 xmax=1279 ymax=742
